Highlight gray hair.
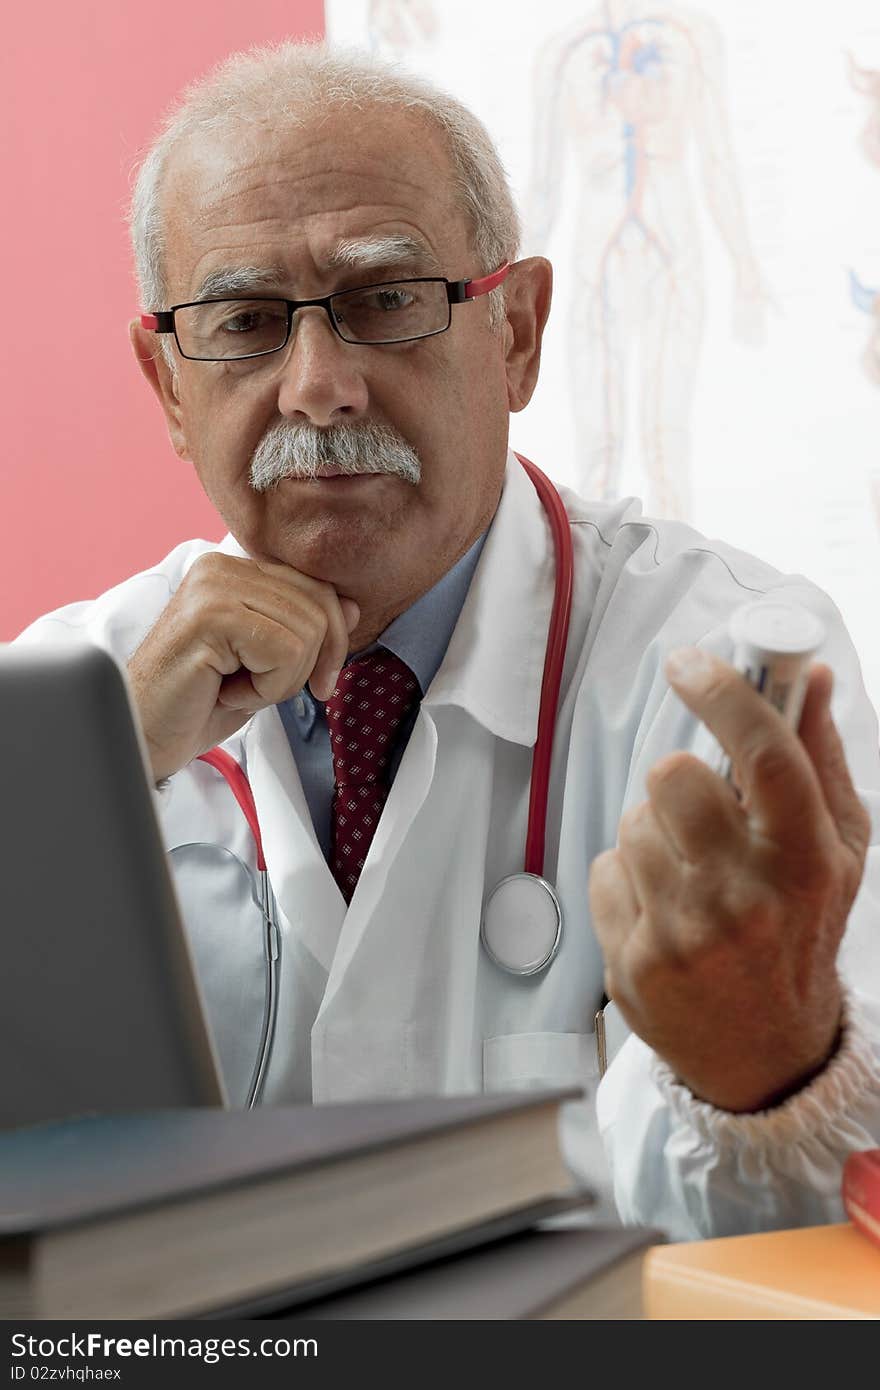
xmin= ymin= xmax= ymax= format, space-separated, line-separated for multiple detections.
xmin=128 ymin=38 xmax=521 ymax=366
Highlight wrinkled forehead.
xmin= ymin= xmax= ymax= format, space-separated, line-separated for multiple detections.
xmin=159 ymin=105 xmax=471 ymax=293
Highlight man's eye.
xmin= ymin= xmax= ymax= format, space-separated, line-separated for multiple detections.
xmin=221 ymin=310 xmax=270 ymax=334
xmin=366 ymin=288 xmax=415 ymax=311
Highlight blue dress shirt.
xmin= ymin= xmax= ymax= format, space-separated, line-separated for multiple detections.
xmin=277 ymin=530 xmax=488 ymax=859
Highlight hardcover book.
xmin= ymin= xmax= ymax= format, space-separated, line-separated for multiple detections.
xmin=0 ymin=1089 xmax=585 ymax=1319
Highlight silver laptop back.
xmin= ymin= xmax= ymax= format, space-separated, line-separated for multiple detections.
xmin=0 ymin=640 xmax=225 ymax=1128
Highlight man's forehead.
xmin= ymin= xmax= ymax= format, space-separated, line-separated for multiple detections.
xmin=162 ymin=113 xmax=466 ymax=293
xmin=167 ymin=105 xmax=455 ymax=207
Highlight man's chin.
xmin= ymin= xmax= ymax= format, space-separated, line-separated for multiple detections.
xmin=268 ymin=483 xmax=408 ymax=547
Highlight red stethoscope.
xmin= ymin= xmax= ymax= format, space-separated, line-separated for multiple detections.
xmin=195 ymin=452 xmax=574 ymax=983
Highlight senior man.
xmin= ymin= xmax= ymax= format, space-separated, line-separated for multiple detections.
xmin=18 ymin=40 xmax=880 ymax=1240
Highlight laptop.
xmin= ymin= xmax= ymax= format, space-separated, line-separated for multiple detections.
xmin=0 ymin=640 xmax=226 ymax=1129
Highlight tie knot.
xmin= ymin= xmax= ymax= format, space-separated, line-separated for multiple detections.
xmin=325 ymin=648 xmax=421 ymax=788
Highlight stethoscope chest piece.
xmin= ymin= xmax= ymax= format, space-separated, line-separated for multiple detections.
xmin=480 ymin=873 xmax=563 ymax=977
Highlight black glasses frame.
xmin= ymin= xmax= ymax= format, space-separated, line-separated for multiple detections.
xmin=139 ymin=264 xmax=511 ymax=361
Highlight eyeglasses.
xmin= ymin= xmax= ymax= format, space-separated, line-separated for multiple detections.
xmin=140 ymin=263 xmax=511 ymax=361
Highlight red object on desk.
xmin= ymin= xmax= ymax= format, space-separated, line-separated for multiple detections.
xmin=842 ymin=1149 xmax=880 ymax=1252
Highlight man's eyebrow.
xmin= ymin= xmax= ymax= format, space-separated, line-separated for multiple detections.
xmin=325 ymin=235 xmax=443 ymax=276
xmin=188 ymin=239 xmax=442 ymax=302
xmin=191 ymin=266 xmax=287 ymax=301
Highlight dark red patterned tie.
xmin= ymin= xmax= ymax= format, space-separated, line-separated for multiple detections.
xmin=325 ymin=648 xmax=421 ymax=903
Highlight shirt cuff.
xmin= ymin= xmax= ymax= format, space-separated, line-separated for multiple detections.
xmin=650 ymin=987 xmax=878 ymax=1152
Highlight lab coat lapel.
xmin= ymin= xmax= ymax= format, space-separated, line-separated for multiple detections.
xmin=317 ymin=709 xmax=439 ymax=1012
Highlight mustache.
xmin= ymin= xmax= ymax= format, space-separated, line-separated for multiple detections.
xmin=249 ymin=420 xmax=422 ymax=492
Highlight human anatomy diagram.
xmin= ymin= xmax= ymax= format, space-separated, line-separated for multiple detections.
xmin=847 ymin=53 xmax=880 ymax=388
xmin=523 ymin=1 xmax=769 ymax=520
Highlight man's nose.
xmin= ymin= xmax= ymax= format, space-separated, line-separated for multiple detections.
xmin=275 ymin=307 xmax=370 ymax=426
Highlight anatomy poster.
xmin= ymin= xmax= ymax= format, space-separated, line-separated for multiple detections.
xmin=327 ymin=0 xmax=880 ymax=714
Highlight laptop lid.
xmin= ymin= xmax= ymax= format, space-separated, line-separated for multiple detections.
xmin=0 ymin=640 xmax=226 ymax=1129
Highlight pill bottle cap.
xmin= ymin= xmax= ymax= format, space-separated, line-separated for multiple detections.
xmin=729 ymin=599 xmax=825 ymax=657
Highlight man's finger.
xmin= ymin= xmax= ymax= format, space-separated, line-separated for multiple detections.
xmin=588 ymin=847 xmax=640 ymax=943
xmin=797 ymin=664 xmax=872 ymax=861
xmin=617 ymin=800 xmax=682 ymax=907
xmin=665 ymin=646 xmax=825 ymax=842
xmin=217 ymin=611 xmax=321 ymax=710
xmin=646 ymin=750 xmax=746 ymax=862
xmin=252 ymin=559 xmax=355 ymax=702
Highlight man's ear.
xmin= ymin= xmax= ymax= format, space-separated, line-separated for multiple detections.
xmin=502 ymin=257 xmax=553 ymax=414
xmin=129 ymin=319 xmax=191 ymax=460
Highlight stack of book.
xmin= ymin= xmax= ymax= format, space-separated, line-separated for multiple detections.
xmin=0 ymin=1087 xmax=662 ymax=1320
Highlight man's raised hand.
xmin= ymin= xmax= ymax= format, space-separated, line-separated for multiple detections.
xmin=588 ymin=647 xmax=870 ymax=1112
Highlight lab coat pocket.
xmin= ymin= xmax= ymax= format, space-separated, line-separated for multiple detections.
xmin=482 ymin=1031 xmax=598 ymax=1095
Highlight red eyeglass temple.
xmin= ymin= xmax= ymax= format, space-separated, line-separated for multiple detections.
xmin=463 ymin=262 xmax=510 ymax=298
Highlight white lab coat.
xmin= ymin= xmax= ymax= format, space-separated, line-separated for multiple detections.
xmin=18 ymin=452 xmax=880 ymax=1240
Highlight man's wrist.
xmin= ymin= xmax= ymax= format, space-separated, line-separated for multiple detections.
xmin=650 ymin=987 xmax=878 ymax=1163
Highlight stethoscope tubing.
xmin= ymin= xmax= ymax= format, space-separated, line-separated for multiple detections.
xmin=246 ymin=866 xmax=280 ymax=1107
xmin=513 ymin=455 xmax=574 ymax=878
xmin=198 ymin=746 xmax=266 ymax=871
xmin=194 ymin=746 xmax=277 ymax=1107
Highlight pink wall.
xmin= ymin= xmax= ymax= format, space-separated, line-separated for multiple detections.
xmin=0 ymin=1 xmax=325 ymax=640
